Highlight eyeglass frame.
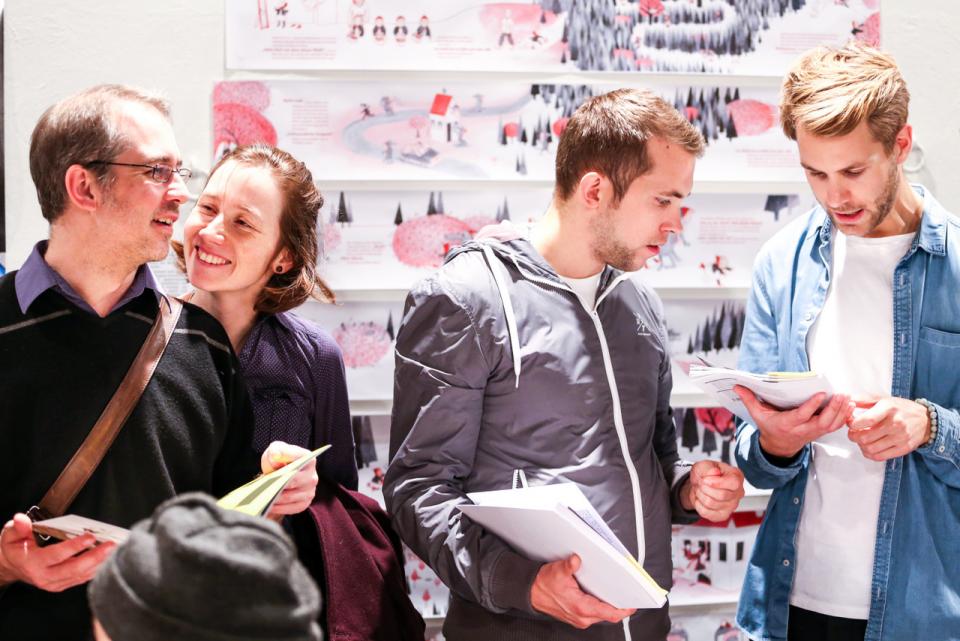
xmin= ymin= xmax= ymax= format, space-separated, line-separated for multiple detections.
xmin=83 ymin=160 xmax=193 ymax=184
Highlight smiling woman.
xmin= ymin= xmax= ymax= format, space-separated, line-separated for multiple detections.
xmin=171 ymin=144 xmax=358 ymax=491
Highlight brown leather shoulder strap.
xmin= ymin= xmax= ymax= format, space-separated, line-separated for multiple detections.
xmin=37 ymin=296 xmax=184 ymax=517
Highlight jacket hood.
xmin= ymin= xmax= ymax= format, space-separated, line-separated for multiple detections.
xmin=444 ymin=221 xmax=632 ymax=389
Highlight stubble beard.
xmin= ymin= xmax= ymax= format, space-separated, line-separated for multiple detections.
xmin=589 ymin=204 xmax=647 ymax=272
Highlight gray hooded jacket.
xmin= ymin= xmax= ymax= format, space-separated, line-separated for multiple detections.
xmin=385 ymin=227 xmax=696 ymax=641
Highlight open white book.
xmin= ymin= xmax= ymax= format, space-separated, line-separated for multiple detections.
xmin=458 ymin=483 xmax=667 ymax=610
xmin=689 ymin=364 xmax=833 ymax=422
xmin=32 ymin=446 xmax=330 ymax=545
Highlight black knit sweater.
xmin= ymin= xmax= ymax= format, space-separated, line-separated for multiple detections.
xmin=0 ymin=271 xmax=259 ymax=641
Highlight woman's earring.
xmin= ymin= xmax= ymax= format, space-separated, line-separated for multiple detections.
xmin=275 ymin=265 xmax=284 ymax=273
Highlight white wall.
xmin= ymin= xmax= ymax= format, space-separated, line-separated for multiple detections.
xmin=4 ymin=0 xmax=960 ymax=267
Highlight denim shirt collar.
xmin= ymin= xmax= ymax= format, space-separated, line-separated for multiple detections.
xmin=808 ymin=184 xmax=946 ymax=267
xmin=16 ymin=240 xmax=163 ymax=315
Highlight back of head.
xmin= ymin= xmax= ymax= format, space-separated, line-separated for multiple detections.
xmin=29 ymin=84 xmax=170 ymax=223
xmin=554 ymin=88 xmax=704 ymax=206
xmin=89 ymin=493 xmax=322 ymax=641
xmin=779 ymin=41 xmax=910 ymax=150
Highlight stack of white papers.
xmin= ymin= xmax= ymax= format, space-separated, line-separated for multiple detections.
xmin=458 ymin=483 xmax=667 ymax=609
xmin=689 ymin=364 xmax=833 ymax=422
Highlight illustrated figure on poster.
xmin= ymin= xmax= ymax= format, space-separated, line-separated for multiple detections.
xmin=530 ymin=29 xmax=546 ymax=47
xmin=394 ymin=15 xmax=409 ymax=43
xmin=379 ymin=95 xmax=394 ymax=115
xmin=498 ymin=9 xmax=515 ymax=47
xmin=349 ymin=0 xmax=366 ymax=24
xmin=667 ymin=623 xmax=689 ymax=641
xmin=715 ymin=621 xmax=744 ymax=641
xmin=383 ymin=140 xmax=395 ymax=162
xmin=274 ymin=1 xmax=289 ymax=28
xmin=360 ymin=103 xmax=374 ymax=119
xmin=372 ymin=15 xmax=386 ymax=41
xmin=681 ymin=540 xmax=711 ymax=583
xmin=416 ymin=15 xmax=431 ymax=41
xmin=350 ymin=13 xmax=365 ymax=38
xmin=701 ymin=254 xmax=733 ymax=286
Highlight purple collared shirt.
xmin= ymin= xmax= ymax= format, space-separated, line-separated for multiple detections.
xmin=16 ymin=241 xmax=162 ymax=315
xmin=238 ymin=310 xmax=358 ymax=490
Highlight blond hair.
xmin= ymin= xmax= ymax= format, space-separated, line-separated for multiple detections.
xmin=780 ymin=42 xmax=909 ymax=150
xmin=555 ymin=88 xmax=704 ymax=205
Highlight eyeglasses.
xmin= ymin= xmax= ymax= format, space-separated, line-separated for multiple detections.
xmin=85 ymin=160 xmax=193 ymax=184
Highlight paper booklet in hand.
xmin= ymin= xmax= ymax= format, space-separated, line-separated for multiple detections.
xmin=31 ymin=445 xmax=330 ymax=546
xmin=688 ymin=359 xmax=833 ymax=422
xmin=458 ymin=482 xmax=668 ymax=610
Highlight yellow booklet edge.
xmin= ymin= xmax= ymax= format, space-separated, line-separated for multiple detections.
xmin=217 ymin=445 xmax=330 ymax=517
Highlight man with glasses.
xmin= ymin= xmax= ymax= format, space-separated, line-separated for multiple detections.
xmin=0 ymin=84 xmax=318 ymax=640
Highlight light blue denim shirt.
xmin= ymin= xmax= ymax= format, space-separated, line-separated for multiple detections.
xmin=734 ymin=185 xmax=960 ymax=641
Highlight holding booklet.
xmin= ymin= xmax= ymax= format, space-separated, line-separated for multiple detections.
xmin=688 ymin=363 xmax=833 ymax=423
xmin=32 ymin=446 xmax=330 ymax=545
xmin=458 ymin=482 xmax=668 ymax=610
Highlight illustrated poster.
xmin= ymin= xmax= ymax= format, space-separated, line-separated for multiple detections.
xmin=319 ymin=190 xmax=811 ymax=291
xmin=297 ymin=300 xmax=403 ymax=400
xmin=213 ymin=80 xmax=804 ymax=183
xmin=227 ymin=0 xmax=879 ymax=76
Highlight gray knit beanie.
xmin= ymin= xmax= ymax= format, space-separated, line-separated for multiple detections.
xmin=89 ymin=493 xmax=322 ymax=641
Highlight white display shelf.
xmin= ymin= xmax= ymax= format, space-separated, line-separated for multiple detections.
xmin=349 ymin=391 xmax=731 ymax=417
xmin=228 ymin=68 xmax=788 ymax=90
xmin=332 ymin=286 xmax=750 ymax=303
xmin=312 ymin=178 xmax=809 ymax=195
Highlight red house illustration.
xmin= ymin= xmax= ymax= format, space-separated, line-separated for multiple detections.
xmin=429 ymin=93 xmax=460 ymax=143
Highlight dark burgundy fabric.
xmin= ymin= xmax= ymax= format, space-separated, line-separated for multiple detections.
xmin=290 ymin=478 xmax=425 ymax=641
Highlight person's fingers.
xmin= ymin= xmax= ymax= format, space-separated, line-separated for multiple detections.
xmin=848 ymin=423 xmax=890 ymax=446
xmin=260 ymin=441 xmax=311 ymax=473
xmin=701 ymin=467 xmax=743 ymax=491
xmin=849 ymin=401 xmax=893 ymax=430
xmin=734 ymin=386 xmax=768 ymax=419
xmin=695 ymin=485 xmax=743 ymax=507
xmin=37 ymin=534 xmax=99 ymax=566
xmin=813 ymin=394 xmax=847 ymax=429
xmin=48 ymin=542 xmax=115 ymax=585
xmin=860 ymin=440 xmax=904 ymax=462
xmin=569 ymin=592 xmax=635 ymax=624
xmin=852 ymin=397 xmax=880 ymax=408
xmin=565 ymin=554 xmax=581 ymax=574
xmin=790 ymin=392 xmax=826 ymax=424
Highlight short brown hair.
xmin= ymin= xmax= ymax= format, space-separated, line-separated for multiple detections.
xmin=173 ymin=144 xmax=335 ymax=314
xmin=780 ymin=42 xmax=909 ymax=150
xmin=29 ymin=84 xmax=171 ymax=222
xmin=554 ymin=88 xmax=704 ymax=205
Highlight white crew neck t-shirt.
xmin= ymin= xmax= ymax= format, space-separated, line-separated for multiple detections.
xmin=560 ymin=271 xmax=603 ymax=311
xmin=790 ymin=230 xmax=915 ymax=619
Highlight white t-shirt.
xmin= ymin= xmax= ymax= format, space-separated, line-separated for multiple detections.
xmin=790 ymin=230 xmax=914 ymax=619
xmin=560 ymin=271 xmax=603 ymax=311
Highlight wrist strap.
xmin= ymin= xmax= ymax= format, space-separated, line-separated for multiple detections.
xmin=36 ymin=296 xmax=183 ymax=518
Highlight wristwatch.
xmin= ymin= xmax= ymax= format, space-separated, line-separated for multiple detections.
xmin=915 ymin=398 xmax=939 ymax=447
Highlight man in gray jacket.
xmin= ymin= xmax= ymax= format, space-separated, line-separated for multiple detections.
xmin=385 ymin=88 xmax=745 ymax=640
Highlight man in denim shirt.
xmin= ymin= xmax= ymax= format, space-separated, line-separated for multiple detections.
xmin=733 ymin=43 xmax=960 ymax=641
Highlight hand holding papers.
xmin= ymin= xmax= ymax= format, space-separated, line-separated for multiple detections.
xmin=32 ymin=446 xmax=331 ymax=544
xmin=219 ymin=445 xmax=330 ymax=517
xmin=688 ymin=363 xmax=833 ymax=423
xmin=458 ymin=483 xmax=667 ymax=610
